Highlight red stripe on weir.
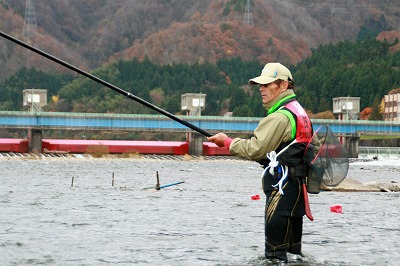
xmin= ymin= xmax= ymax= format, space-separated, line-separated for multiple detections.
xmin=0 ymin=138 xmax=28 ymax=153
xmin=202 ymin=142 xmax=231 ymax=156
xmin=0 ymin=139 xmax=233 ymax=156
xmin=42 ymin=139 xmax=189 ymax=155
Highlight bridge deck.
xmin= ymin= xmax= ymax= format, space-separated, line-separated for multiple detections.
xmin=1 ymin=111 xmax=399 ymax=135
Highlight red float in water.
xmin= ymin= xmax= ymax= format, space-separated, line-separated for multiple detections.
xmin=251 ymin=194 xmax=260 ymax=200
xmin=330 ymin=204 xmax=343 ymax=213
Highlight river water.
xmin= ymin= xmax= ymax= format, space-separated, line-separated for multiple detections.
xmin=0 ymin=156 xmax=399 ymax=265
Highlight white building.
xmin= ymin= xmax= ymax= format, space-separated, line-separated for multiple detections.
xmin=23 ymin=89 xmax=47 ymax=112
xmin=332 ymin=97 xmax=360 ymax=120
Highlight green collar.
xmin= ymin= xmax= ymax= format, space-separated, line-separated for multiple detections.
xmin=267 ymin=94 xmax=296 ymax=115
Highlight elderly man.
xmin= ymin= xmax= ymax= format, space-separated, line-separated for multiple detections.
xmin=208 ymin=63 xmax=313 ymax=262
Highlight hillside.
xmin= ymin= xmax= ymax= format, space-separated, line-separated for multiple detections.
xmin=0 ymin=0 xmax=400 ymax=80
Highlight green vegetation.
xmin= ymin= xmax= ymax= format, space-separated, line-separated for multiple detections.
xmin=1 ymin=37 xmax=399 ymax=119
xmin=294 ymin=37 xmax=400 ymax=114
xmin=357 ymin=15 xmax=392 ymax=41
xmin=0 ymin=68 xmax=73 ymax=111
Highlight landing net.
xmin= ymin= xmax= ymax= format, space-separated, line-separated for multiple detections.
xmin=304 ymin=125 xmax=349 ymax=187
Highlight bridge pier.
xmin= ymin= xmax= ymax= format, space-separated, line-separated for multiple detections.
xmin=342 ymin=132 xmax=361 ymax=158
xmin=187 ymin=132 xmax=205 ymax=155
xmin=28 ymin=128 xmax=42 ymax=153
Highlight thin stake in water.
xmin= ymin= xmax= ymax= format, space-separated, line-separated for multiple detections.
xmin=155 ymin=171 xmax=160 ymax=190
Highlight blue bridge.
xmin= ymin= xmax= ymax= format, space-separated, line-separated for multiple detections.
xmin=0 ymin=111 xmax=399 ymax=136
xmin=1 ymin=111 xmax=399 ymax=157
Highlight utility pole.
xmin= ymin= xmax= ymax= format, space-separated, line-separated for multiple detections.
xmin=244 ymin=0 xmax=253 ymax=25
xmin=22 ymin=0 xmax=38 ymax=41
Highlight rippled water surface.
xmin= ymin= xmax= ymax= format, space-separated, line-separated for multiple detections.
xmin=1 ymin=157 xmax=399 ymax=265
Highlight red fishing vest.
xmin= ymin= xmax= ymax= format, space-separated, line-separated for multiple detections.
xmin=277 ymin=100 xmax=313 ymax=144
xmin=272 ymin=100 xmax=313 ymax=175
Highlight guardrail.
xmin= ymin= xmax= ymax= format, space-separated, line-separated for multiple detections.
xmin=1 ymin=111 xmax=400 ymax=135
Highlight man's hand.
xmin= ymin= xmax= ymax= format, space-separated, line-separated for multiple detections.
xmin=207 ymin=132 xmax=229 ymax=148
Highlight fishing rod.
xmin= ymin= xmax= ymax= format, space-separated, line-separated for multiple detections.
xmin=0 ymin=30 xmax=213 ymax=137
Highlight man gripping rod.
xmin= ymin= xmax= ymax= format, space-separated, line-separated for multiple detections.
xmin=208 ymin=63 xmax=313 ymax=262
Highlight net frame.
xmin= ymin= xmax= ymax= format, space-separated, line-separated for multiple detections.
xmin=304 ymin=125 xmax=349 ymax=187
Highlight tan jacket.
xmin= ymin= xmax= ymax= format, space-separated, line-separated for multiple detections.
xmin=229 ymin=89 xmax=295 ymax=161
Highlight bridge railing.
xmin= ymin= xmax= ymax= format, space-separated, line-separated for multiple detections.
xmin=314 ymin=119 xmax=400 ymax=135
xmin=0 ymin=111 xmax=400 ymax=135
xmin=0 ymin=111 xmax=260 ymax=133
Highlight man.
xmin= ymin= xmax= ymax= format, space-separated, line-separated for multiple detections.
xmin=207 ymin=62 xmax=313 ymax=262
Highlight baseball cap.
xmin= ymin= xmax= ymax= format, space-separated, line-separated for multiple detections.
xmin=249 ymin=63 xmax=293 ymax=85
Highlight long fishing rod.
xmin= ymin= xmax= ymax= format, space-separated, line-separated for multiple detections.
xmin=0 ymin=30 xmax=212 ymax=137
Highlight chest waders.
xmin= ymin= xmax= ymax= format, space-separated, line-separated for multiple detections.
xmin=261 ymin=95 xmax=313 ymax=261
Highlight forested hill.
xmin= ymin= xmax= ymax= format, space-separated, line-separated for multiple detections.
xmin=1 ymin=37 xmax=399 ymax=118
xmin=1 ymin=0 xmax=400 ymax=79
xmin=295 ymin=37 xmax=400 ymax=114
xmin=1 ymin=0 xmax=400 ymax=120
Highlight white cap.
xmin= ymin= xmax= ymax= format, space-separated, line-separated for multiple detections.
xmin=249 ymin=63 xmax=293 ymax=85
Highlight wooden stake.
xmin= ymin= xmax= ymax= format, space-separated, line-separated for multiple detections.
xmin=112 ymin=172 xmax=115 ymax=186
xmin=155 ymin=171 xmax=160 ymax=190
xmin=71 ymin=176 xmax=74 ymax=187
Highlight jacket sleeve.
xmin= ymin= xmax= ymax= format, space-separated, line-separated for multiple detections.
xmin=229 ymin=112 xmax=292 ymax=161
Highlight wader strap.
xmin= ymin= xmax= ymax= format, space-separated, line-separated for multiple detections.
xmin=262 ymin=139 xmax=298 ymax=195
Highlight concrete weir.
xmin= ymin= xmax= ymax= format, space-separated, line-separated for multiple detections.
xmin=25 ymin=128 xmax=362 ymax=157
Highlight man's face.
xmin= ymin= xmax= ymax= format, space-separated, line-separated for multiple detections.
xmin=259 ymin=81 xmax=283 ymax=105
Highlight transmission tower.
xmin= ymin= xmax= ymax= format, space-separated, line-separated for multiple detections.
xmin=244 ymin=0 xmax=253 ymax=25
xmin=22 ymin=0 xmax=38 ymax=40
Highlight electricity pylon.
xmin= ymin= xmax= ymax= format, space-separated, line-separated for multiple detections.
xmin=244 ymin=0 xmax=253 ymax=25
xmin=22 ymin=0 xmax=38 ymax=40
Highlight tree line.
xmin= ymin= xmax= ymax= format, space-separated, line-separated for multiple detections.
xmin=1 ymin=37 xmax=399 ymax=120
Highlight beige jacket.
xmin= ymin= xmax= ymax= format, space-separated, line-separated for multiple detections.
xmin=229 ymin=89 xmax=295 ymax=161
